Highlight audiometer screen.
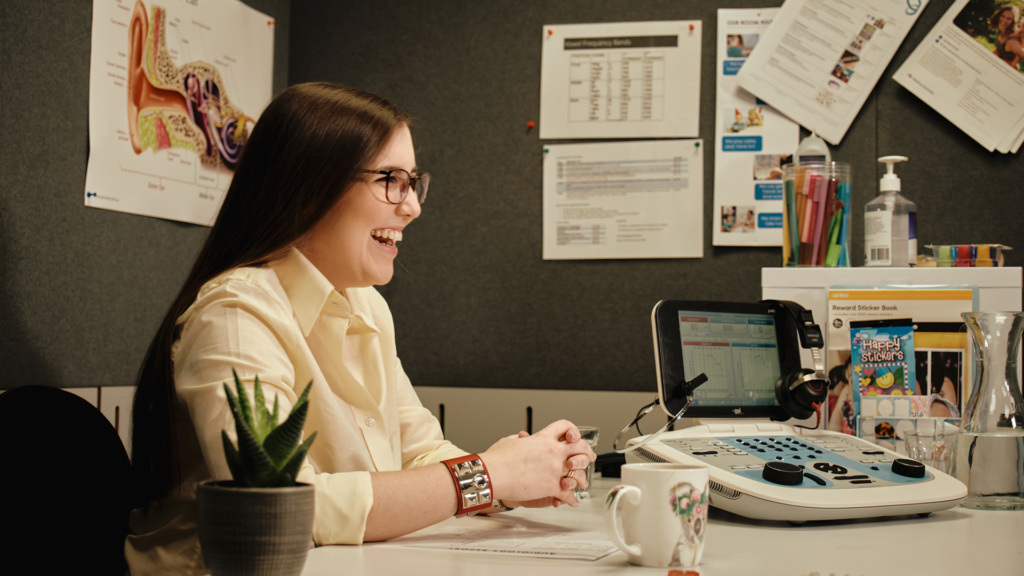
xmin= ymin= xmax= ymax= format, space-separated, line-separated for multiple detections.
xmin=677 ymin=310 xmax=781 ymax=407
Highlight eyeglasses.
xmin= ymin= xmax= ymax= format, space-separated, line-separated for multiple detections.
xmin=360 ymin=169 xmax=430 ymax=205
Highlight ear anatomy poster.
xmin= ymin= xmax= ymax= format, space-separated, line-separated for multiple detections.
xmin=86 ymin=0 xmax=274 ymax=225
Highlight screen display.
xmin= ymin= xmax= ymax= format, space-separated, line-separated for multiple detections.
xmin=677 ymin=310 xmax=781 ymax=407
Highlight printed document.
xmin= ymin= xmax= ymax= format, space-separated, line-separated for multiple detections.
xmin=384 ymin=525 xmax=617 ymax=561
xmin=86 ymin=0 xmax=274 ymax=225
xmin=713 ymin=8 xmax=800 ymax=248
xmin=737 ymin=0 xmax=930 ymax=146
xmin=542 ymin=140 xmax=703 ymax=260
xmin=540 ymin=21 xmax=702 ymax=139
xmin=893 ymin=0 xmax=1024 ymax=153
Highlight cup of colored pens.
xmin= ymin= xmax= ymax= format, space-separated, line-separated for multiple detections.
xmin=782 ymin=161 xmax=851 ymax=267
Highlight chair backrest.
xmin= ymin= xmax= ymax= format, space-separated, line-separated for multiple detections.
xmin=0 ymin=385 xmax=131 ymax=575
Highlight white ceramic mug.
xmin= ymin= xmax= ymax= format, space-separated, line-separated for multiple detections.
xmin=603 ymin=463 xmax=709 ymax=568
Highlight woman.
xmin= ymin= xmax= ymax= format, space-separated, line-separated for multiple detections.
xmin=989 ymin=5 xmax=1022 ymax=67
xmin=126 ymin=83 xmax=596 ymax=575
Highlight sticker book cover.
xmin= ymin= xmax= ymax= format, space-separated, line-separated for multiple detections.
xmin=850 ymin=319 xmax=916 ymax=417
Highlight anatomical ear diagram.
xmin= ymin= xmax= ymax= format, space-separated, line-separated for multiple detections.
xmin=127 ymin=0 xmax=254 ymax=170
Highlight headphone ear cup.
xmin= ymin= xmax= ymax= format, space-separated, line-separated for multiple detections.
xmin=775 ymin=369 xmax=829 ymax=420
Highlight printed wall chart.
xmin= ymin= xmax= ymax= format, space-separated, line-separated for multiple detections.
xmin=86 ymin=0 xmax=274 ymax=225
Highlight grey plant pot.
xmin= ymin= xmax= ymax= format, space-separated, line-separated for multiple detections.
xmin=198 ymin=481 xmax=315 ymax=576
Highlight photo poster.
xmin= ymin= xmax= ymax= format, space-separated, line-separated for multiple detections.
xmin=712 ymin=8 xmax=800 ymax=247
xmin=893 ymin=0 xmax=1024 ymax=153
xmin=86 ymin=0 xmax=275 ymax=226
xmin=824 ymin=287 xmax=975 ymax=436
xmin=539 ymin=21 xmax=702 ymax=139
xmin=541 ymin=140 xmax=704 ymax=260
xmin=736 ymin=0 xmax=931 ymax=146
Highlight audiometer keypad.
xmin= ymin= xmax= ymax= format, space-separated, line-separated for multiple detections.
xmin=661 ymin=435 xmax=930 ymax=489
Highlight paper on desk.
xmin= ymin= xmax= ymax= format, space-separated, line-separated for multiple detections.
xmin=736 ymin=0 xmax=930 ymax=146
xmin=383 ymin=525 xmax=618 ymax=561
xmin=892 ymin=0 xmax=1024 ymax=153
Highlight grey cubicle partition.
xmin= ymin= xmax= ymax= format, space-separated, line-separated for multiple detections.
xmin=2 ymin=1 xmax=1021 ymax=397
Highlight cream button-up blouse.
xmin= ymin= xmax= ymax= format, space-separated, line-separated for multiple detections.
xmin=126 ymin=248 xmax=465 ymax=576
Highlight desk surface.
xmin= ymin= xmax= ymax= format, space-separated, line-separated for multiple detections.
xmin=302 ymin=477 xmax=1023 ymax=576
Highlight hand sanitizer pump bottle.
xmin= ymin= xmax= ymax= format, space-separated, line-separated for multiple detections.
xmin=864 ymin=156 xmax=917 ymax=267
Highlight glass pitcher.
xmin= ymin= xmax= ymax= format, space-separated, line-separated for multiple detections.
xmin=953 ymin=311 xmax=1024 ymax=510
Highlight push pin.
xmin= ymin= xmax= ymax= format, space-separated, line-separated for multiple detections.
xmin=547 ymin=29 xmax=553 ymax=37
xmin=689 ymin=23 xmax=695 ymax=31
xmin=527 ymin=121 xmax=536 ymax=130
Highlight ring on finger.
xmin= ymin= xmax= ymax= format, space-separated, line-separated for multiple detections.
xmin=565 ymin=469 xmax=575 ymax=478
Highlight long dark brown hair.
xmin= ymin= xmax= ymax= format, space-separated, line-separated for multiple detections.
xmin=131 ymin=82 xmax=410 ymax=508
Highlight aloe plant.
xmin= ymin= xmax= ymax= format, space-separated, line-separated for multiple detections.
xmin=221 ymin=370 xmax=317 ymax=487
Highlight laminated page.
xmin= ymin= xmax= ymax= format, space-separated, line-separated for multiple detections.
xmin=736 ymin=0 xmax=930 ymax=146
xmin=85 ymin=0 xmax=274 ymax=225
xmin=539 ymin=21 xmax=702 ymax=139
xmin=712 ymin=8 xmax=800 ymax=248
xmin=542 ymin=140 xmax=703 ymax=260
xmin=893 ymin=0 xmax=1024 ymax=153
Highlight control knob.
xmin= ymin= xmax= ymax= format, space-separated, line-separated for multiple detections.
xmin=762 ymin=461 xmax=803 ymax=485
xmin=891 ymin=458 xmax=926 ymax=478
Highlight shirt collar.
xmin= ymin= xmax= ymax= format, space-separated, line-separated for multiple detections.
xmin=273 ymin=248 xmax=380 ymax=337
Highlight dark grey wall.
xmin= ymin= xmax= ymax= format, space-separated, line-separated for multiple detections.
xmin=0 ymin=0 xmax=290 ymax=388
xmin=290 ymin=0 xmax=1022 ymax=393
xmin=2 ymin=1 xmax=1020 ymax=393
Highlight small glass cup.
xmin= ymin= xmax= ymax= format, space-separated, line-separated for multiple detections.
xmin=904 ymin=425 xmax=958 ymax=474
xmin=574 ymin=426 xmax=600 ymax=499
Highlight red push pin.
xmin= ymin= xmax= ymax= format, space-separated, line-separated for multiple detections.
xmin=527 ymin=121 xmax=536 ymax=129
xmin=547 ymin=29 xmax=553 ymax=37
xmin=689 ymin=23 xmax=695 ymax=31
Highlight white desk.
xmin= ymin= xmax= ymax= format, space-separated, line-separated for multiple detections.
xmin=301 ymin=477 xmax=1023 ymax=575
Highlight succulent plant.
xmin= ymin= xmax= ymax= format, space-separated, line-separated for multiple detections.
xmin=221 ymin=370 xmax=317 ymax=488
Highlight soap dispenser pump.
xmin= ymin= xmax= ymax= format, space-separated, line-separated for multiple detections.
xmin=865 ymin=155 xmax=917 ymax=267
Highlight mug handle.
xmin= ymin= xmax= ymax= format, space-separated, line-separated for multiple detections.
xmin=603 ymin=485 xmax=642 ymax=557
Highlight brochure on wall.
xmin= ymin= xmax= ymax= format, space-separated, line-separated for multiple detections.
xmin=539 ymin=21 xmax=702 ymax=139
xmin=824 ymin=287 xmax=974 ymax=437
xmin=85 ymin=0 xmax=274 ymax=225
xmin=736 ymin=0 xmax=931 ymax=146
xmin=542 ymin=140 xmax=703 ymax=260
xmin=893 ymin=0 xmax=1024 ymax=153
xmin=712 ymin=8 xmax=800 ymax=247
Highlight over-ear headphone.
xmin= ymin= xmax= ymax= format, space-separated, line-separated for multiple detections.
xmin=763 ymin=300 xmax=829 ymax=420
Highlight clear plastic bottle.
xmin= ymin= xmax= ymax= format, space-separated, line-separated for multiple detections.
xmin=864 ymin=156 xmax=917 ymax=267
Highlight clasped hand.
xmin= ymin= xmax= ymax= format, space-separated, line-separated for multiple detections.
xmin=480 ymin=419 xmax=596 ymax=509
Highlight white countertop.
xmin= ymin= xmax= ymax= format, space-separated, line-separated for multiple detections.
xmin=301 ymin=477 xmax=1024 ymax=575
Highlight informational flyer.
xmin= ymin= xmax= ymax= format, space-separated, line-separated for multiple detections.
xmin=539 ymin=21 xmax=702 ymax=139
xmin=85 ymin=0 xmax=275 ymax=225
xmin=736 ymin=0 xmax=931 ymax=146
xmin=385 ymin=525 xmax=617 ymax=561
xmin=824 ymin=287 xmax=974 ymax=436
xmin=712 ymin=8 xmax=800 ymax=247
xmin=542 ymin=140 xmax=704 ymax=260
xmin=893 ymin=0 xmax=1024 ymax=153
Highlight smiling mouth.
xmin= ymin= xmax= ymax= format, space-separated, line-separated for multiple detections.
xmin=372 ymin=229 xmax=402 ymax=247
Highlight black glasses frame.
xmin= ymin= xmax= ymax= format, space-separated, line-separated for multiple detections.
xmin=360 ymin=169 xmax=430 ymax=205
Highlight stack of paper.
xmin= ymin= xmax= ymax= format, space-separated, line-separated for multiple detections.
xmin=893 ymin=0 xmax=1024 ymax=153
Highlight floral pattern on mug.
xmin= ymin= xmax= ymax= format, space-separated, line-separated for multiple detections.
xmin=669 ymin=480 xmax=708 ymax=567
xmin=669 ymin=481 xmax=707 ymax=519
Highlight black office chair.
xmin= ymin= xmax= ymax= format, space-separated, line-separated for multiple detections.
xmin=0 ymin=385 xmax=131 ymax=575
